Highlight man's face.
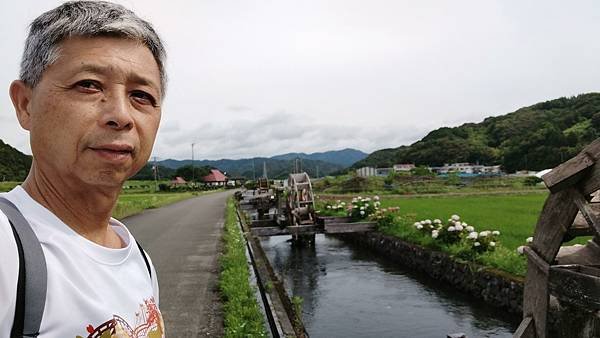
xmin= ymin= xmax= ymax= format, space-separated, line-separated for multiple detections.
xmin=20 ymin=36 xmax=162 ymax=188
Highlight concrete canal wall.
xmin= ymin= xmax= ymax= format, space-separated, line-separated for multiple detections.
xmin=339 ymin=231 xmax=525 ymax=314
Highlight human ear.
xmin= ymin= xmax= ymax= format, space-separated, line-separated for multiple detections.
xmin=9 ymin=80 xmax=33 ymax=131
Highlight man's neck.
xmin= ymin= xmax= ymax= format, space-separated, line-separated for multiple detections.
xmin=22 ymin=166 xmax=124 ymax=248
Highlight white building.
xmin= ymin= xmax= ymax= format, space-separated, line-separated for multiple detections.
xmin=393 ymin=164 xmax=416 ymax=172
xmin=356 ymin=166 xmax=377 ymax=177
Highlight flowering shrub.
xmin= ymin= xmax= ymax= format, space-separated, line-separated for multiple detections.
xmin=516 ymin=236 xmax=534 ymax=255
xmin=372 ymin=206 xmax=400 ymax=230
xmin=317 ymin=200 xmax=347 ymax=216
xmin=349 ymin=196 xmax=380 ymax=221
xmin=412 ymin=214 xmax=501 ymax=256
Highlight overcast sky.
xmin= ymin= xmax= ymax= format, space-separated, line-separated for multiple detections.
xmin=1 ymin=1 xmax=599 ymax=160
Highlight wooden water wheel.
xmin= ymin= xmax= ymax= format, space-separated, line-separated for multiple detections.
xmin=515 ymin=138 xmax=600 ymax=338
xmin=287 ymin=172 xmax=315 ymax=226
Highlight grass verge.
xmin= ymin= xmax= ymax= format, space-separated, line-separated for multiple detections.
xmin=220 ymin=197 xmax=267 ymax=337
xmin=114 ymin=192 xmax=197 ymax=219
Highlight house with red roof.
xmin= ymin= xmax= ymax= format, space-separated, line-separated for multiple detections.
xmin=170 ymin=176 xmax=187 ymax=186
xmin=202 ymin=169 xmax=228 ymax=187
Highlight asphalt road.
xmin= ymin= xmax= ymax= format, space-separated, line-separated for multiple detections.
xmin=125 ymin=190 xmax=233 ymax=337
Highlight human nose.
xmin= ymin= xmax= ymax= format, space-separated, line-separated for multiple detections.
xmin=100 ymin=90 xmax=134 ymax=130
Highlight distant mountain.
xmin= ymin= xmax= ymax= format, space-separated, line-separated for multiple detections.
xmin=352 ymin=93 xmax=600 ymax=173
xmin=0 ymin=139 xmax=31 ymax=181
xmin=271 ymin=148 xmax=367 ymax=167
xmin=158 ymin=157 xmax=343 ymax=179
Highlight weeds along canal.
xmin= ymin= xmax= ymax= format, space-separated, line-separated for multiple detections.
xmin=260 ymin=234 xmax=520 ymax=338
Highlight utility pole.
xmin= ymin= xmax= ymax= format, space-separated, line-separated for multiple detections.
xmin=191 ymin=143 xmax=195 ymax=183
xmin=153 ymin=156 xmax=159 ymax=191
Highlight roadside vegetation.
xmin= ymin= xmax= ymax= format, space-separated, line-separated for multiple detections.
xmin=220 ymin=197 xmax=267 ymax=337
xmin=2 ymin=180 xmax=218 ymax=219
xmin=317 ymin=192 xmax=588 ymax=277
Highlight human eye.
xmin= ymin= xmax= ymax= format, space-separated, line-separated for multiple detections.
xmin=74 ymin=79 xmax=102 ymax=93
xmin=131 ymin=90 xmax=158 ymax=107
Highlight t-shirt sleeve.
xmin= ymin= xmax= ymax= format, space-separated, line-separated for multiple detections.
xmin=0 ymin=211 xmax=19 ymax=336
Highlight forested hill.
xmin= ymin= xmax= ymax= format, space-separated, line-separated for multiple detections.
xmin=353 ymin=93 xmax=600 ymax=173
xmin=0 ymin=139 xmax=31 ymax=181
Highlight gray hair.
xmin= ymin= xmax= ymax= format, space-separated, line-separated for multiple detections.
xmin=20 ymin=0 xmax=167 ymax=93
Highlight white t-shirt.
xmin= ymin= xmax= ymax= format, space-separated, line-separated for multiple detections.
xmin=0 ymin=186 xmax=164 ymax=337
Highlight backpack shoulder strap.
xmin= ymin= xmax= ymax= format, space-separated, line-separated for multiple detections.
xmin=0 ymin=197 xmax=47 ymax=338
xmin=135 ymin=239 xmax=152 ymax=279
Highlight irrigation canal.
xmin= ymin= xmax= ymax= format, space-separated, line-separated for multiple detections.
xmin=260 ymin=234 xmax=520 ymax=338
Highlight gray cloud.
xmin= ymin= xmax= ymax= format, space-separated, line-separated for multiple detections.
xmin=2 ymin=0 xmax=600 ymax=160
xmin=154 ymin=111 xmax=427 ymax=160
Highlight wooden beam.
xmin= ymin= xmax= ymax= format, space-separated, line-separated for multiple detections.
xmin=324 ymin=222 xmax=376 ymax=234
xmin=549 ymin=265 xmax=600 ymax=310
xmin=573 ymin=191 xmax=600 ymax=237
xmin=543 ymin=138 xmax=600 ymax=193
xmin=531 ymin=188 xmax=579 ymax=262
xmin=523 ymin=260 xmax=549 ymax=338
xmin=523 ymin=246 xmax=549 ymax=276
xmin=513 ymin=316 xmax=536 ymax=338
xmin=523 ymin=187 xmax=579 ymax=338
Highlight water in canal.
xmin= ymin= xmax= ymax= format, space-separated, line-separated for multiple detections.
xmin=260 ymin=234 xmax=520 ymax=338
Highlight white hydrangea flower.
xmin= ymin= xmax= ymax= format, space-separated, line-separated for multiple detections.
xmin=374 ymin=195 xmax=380 ymax=201
xmin=433 ymin=219 xmax=442 ymax=224
xmin=492 ymin=230 xmax=500 ymax=236
xmin=479 ymin=231 xmax=489 ymax=237
xmin=474 ymin=242 xmax=481 ymax=247
xmin=461 ymin=222 xmax=468 ymax=226
xmin=414 ymin=222 xmax=421 ymax=227
xmin=425 ymin=219 xmax=432 ymax=225
xmin=352 ymin=198 xmax=357 ymax=203
xmin=360 ymin=206 xmax=365 ymax=211
xmin=455 ymin=224 xmax=464 ymax=231
xmin=526 ymin=237 xmax=533 ymax=243
xmin=327 ymin=205 xmax=331 ymax=209
xmin=490 ymin=242 xmax=496 ymax=247
xmin=357 ymin=196 xmax=362 ymax=200
xmin=467 ymin=232 xmax=478 ymax=240
xmin=465 ymin=226 xmax=475 ymax=232
xmin=416 ymin=224 xmax=423 ymax=230
xmin=365 ymin=203 xmax=369 ymax=207
xmin=451 ymin=214 xmax=460 ymax=221
xmin=360 ymin=210 xmax=365 ymax=216
xmin=448 ymin=226 xmax=456 ymax=232
xmin=432 ymin=230 xmax=439 ymax=239
xmin=517 ymin=246 xmax=525 ymax=255
xmin=341 ymin=202 xmax=346 ymax=206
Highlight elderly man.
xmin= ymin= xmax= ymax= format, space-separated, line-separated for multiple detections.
xmin=0 ymin=1 xmax=166 ymax=337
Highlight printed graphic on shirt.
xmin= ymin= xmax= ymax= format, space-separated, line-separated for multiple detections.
xmin=76 ymin=297 xmax=164 ymax=338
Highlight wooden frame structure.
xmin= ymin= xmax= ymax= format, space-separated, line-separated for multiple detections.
xmin=287 ymin=172 xmax=315 ymax=226
xmin=515 ymin=138 xmax=600 ymax=338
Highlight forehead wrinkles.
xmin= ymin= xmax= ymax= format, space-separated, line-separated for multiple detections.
xmin=51 ymin=40 xmax=161 ymax=95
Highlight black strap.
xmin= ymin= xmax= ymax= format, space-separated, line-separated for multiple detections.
xmin=0 ymin=197 xmax=47 ymax=338
xmin=136 ymin=240 xmax=152 ymax=279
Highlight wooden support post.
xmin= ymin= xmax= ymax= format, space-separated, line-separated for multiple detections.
xmin=523 ymin=187 xmax=580 ymax=338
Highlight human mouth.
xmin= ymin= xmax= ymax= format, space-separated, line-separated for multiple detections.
xmin=89 ymin=144 xmax=134 ymax=162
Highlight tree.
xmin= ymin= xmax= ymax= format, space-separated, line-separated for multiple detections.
xmin=174 ymin=165 xmax=211 ymax=181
